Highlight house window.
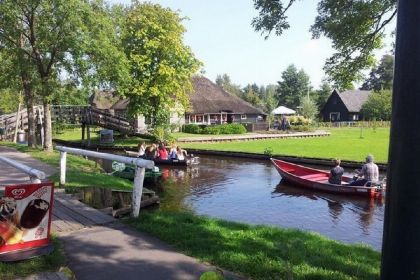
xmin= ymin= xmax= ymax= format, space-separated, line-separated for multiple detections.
xmin=353 ymin=114 xmax=359 ymax=121
xmin=241 ymin=114 xmax=247 ymax=120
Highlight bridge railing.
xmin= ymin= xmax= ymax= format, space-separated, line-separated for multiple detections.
xmin=0 ymin=156 xmax=46 ymax=183
xmin=56 ymin=146 xmax=154 ymax=217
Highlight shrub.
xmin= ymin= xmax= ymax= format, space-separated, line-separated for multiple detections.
xmin=202 ymin=126 xmax=220 ymax=134
xmin=183 ymin=124 xmax=202 ymax=134
xmin=289 ymin=125 xmax=313 ymax=132
xmin=217 ymin=123 xmax=247 ymax=134
xmin=263 ymin=147 xmax=273 ymax=156
xmin=152 ymin=126 xmax=175 ymax=144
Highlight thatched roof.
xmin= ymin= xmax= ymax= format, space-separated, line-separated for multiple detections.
xmin=90 ymin=91 xmax=119 ymax=110
xmin=189 ymin=76 xmax=266 ymax=115
xmin=337 ymin=90 xmax=371 ymax=112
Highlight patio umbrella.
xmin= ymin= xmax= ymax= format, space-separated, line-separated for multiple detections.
xmin=271 ymin=106 xmax=296 ymax=115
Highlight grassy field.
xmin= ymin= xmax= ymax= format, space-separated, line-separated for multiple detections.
xmin=53 ymin=127 xmax=390 ymax=163
xmin=128 ymin=211 xmax=380 ymax=280
xmin=181 ymin=127 xmax=390 ymax=163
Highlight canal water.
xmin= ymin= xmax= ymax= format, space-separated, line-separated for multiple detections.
xmin=147 ymin=155 xmax=385 ymax=251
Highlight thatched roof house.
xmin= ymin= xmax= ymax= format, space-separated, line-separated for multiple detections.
xmin=187 ymin=76 xmax=266 ymax=125
xmin=321 ymin=89 xmax=371 ymax=122
xmin=89 ymin=91 xmax=120 ymax=110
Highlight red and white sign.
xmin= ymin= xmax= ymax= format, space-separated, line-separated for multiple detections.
xmin=0 ymin=182 xmax=53 ymax=254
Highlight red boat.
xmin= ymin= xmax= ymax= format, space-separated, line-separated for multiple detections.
xmin=271 ymin=159 xmax=385 ymax=198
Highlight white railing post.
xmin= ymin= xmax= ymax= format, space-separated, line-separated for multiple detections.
xmin=132 ymin=167 xmax=145 ymax=218
xmin=0 ymin=156 xmax=46 ymax=182
xmin=60 ymin=151 xmax=67 ymax=187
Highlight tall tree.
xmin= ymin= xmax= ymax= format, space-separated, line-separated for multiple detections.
xmin=252 ymin=0 xmax=397 ymax=88
xmin=216 ymin=73 xmax=243 ymax=97
xmin=361 ymin=90 xmax=392 ymax=120
xmin=314 ymin=79 xmax=332 ymax=111
xmin=277 ymin=65 xmax=311 ymax=108
xmin=0 ymin=0 xmax=129 ymax=151
xmin=264 ymin=85 xmax=278 ymax=128
xmin=361 ymin=54 xmax=394 ymax=92
xmin=122 ymin=2 xmax=201 ymax=126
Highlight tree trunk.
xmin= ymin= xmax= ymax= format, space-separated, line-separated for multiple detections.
xmin=24 ymin=87 xmax=36 ymax=148
xmin=43 ymin=101 xmax=53 ymax=152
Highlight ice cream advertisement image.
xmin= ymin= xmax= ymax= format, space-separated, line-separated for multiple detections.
xmin=0 ymin=182 xmax=53 ymax=254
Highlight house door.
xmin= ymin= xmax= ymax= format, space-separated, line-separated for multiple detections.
xmin=330 ymin=112 xmax=340 ymax=122
xmin=227 ymin=114 xmax=233 ymax=123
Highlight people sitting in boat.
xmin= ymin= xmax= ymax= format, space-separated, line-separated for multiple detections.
xmin=157 ymin=143 xmax=169 ymax=160
xmin=349 ymin=154 xmax=379 ymax=186
xmin=169 ymin=144 xmax=177 ymax=160
xmin=176 ymin=146 xmax=186 ymax=160
xmin=138 ymin=141 xmax=146 ymax=158
xmin=328 ymin=159 xmax=344 ymax=185
xmin=144 ymin=144 xmax=157 ymax=160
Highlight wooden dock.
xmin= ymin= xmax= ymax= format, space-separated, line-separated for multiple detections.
xmin=52 ymin=191 xmax=115 ymax=235
xmin=177 ymin=131 xmax=330 ymax=143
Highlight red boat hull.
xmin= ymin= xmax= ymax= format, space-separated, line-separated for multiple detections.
xmin=271 ymin=159 xmax=385 ymax=198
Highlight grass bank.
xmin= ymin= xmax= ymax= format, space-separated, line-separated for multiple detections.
xmin=128 ymin=211 xmax=380 ymax=280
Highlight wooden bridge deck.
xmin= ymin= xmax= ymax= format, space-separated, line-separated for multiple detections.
xmin=52 ymin=191 xmax=115 ymax=235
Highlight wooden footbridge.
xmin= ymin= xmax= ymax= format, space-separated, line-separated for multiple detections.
xmin=0 ymin=105 xmax=142 ymax=141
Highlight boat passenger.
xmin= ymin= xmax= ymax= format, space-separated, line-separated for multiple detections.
xmin=176 ymin=146 xmax=185 ymax=161
xmin=144 ymin=145 xmax=156 ymax=160
xmin=157 ymin=144 xmax=169 ymax=160
xmin=349 ymin=154 xmax=379 ymax=186
xmin=138 ymin=142 xmax=146 ymax=157
xmin=169 ymin=144 xmax=177 ymax=160
xmin=328 ymin=159 xmax=344 ymax=185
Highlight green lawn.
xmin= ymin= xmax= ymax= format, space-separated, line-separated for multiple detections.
xmin=53 ymin=127 xmax=389 ymax=163
xmin=181 ymin=127 xmax=390 ymax=163
xmin=128 ymin=211 xmax=380 ymax=280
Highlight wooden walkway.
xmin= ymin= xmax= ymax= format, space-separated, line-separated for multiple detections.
xmin=52 ymin=191 xmax=114 ymax=235
xmin=177 ymin=131 xmax=330 ymax=143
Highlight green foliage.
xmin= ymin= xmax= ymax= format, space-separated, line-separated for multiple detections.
xmin=315 ymin=80 xmax=333 ymax=111
xmin=361 ymin=90 xmax=392 ymax=120
xmin=152 ymin=126 xmax=176 ymax=144
xmin=183 ymin=124 xmax=202 ymax=134
xmin=0 ymin=89 xmax=20 ymax=114
xmin=183 ymin=123 xmax=247 ymax=135
xmin=288 ymin=115 xmax=312 ymax=126
xmin=128 ymin=211 xmax=381 ymax=280
xmin=277 ymin=65 xmax=311 ymax=108
xmin=215 ymin=74 xmax=243 ymax=97
xmin=299 ymin=97 xmax=318 ymax=121
xmin=263 ymin=147 xmax=273 ymax=156
xmin=362 ymin=54 xmax=394 ymax=92
xmin=252 ymin=0 xmax=397 ymax=88
xmin=122 ymin=2 xmax=201 ymax=127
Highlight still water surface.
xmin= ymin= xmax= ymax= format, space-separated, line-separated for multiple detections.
xmin=150 ymin=155 xmax=384 ymax=251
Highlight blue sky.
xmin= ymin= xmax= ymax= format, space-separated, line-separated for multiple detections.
xmin=108 ymin=0 xmax=394 ymax=89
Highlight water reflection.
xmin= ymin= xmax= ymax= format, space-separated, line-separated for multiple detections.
xmin=139 ymin=155 xmax=384 ymax=250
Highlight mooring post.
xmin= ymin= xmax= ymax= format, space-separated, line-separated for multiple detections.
xmin=59 ymin=151 xmax=67 ymax=187
xmin=132 ymin=166 xmax=145 ymax=218
xmin=381 ymin=1 xmax=420 ymax=279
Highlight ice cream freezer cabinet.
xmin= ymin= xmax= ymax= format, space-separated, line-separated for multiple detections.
xmin=0 ymin=182 xmax=54 ymax=261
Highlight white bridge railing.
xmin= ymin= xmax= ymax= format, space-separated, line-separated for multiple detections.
xmin=56 ymin=146 xmax=154 ymax=218
xmin=0 ymin=156 xmax=46 ymax=183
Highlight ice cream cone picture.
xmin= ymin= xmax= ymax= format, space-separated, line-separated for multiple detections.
xmin=0 ymin=217 xmax=23 ymax=245
xmin=0 ymin=197 xmax=18 ymax=224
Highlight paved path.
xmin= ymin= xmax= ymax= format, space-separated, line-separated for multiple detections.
xmin=0 ymin=146 xmax=56 ymax=186
xmin=0 ymin=146 xmax=244 ymax=280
